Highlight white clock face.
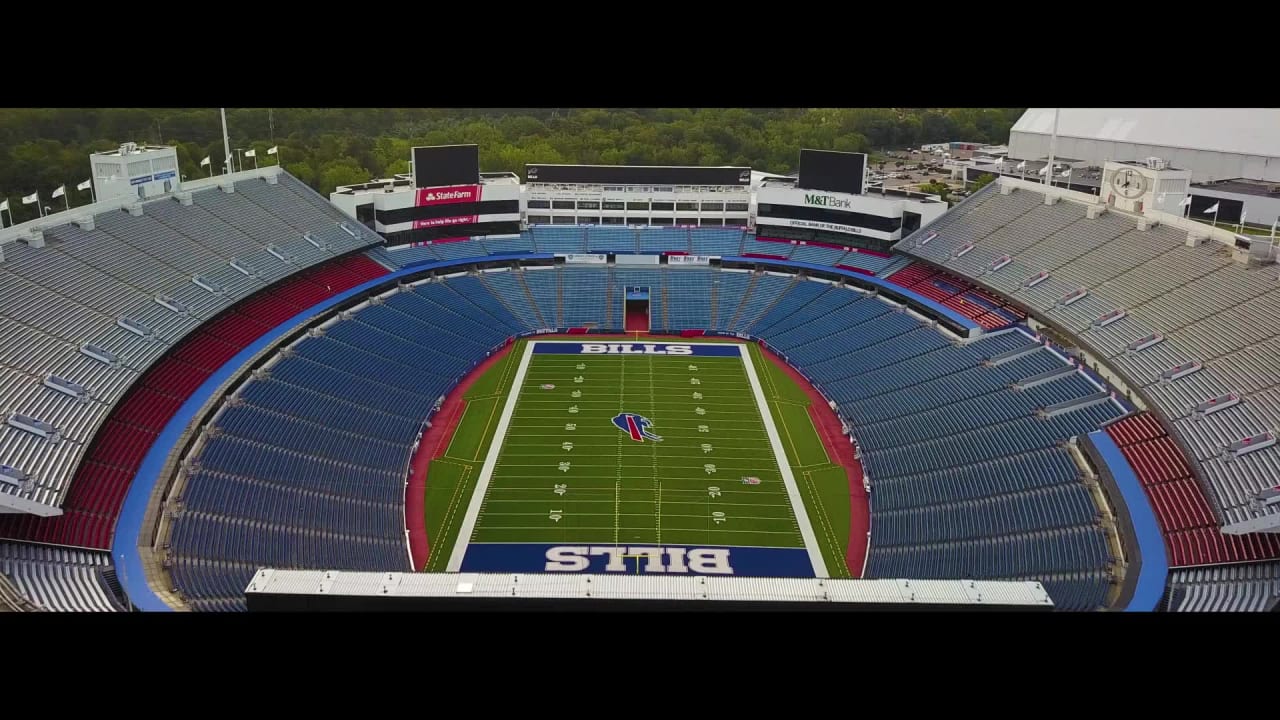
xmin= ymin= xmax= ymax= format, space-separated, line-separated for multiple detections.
xmin=1112 ymin=169 xmax=1147 ymax=199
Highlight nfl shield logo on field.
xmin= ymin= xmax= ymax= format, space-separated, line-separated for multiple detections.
xmin=541 ymin=384 xmax=555 ymax=390
xmin=741 ymin=476 xmax=761 ymax=485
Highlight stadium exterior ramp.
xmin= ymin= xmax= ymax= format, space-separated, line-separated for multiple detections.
xmin=243 ymin=569 xmax=1054 ymax=611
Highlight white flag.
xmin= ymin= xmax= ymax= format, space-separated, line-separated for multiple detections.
xmin=200 ymin=156 xmax=211 ymax=167
xmin=22 ymin=192 xmax=38 ymax=204
xmin=1178 ymin=195 xmax=1192 ymax=207
xmin=1037 ymin=166 xmax=1049 ymax=176
xmin=1016 ymin=160 xmax=1027 ymax=170
xmin=1058 ymin=169 xmax=1071 ymax=177
xmin=244 ymin=149 xmax=256 ymax=158
xmin=267 ymin=146 xmax=278 ymax=155
xmin=51 ymin=185 xmax=66 ymax=199
xmin=1203 ymin=202 xmax=1220 ymax=214
xmin=77 ymin=179 xmax=92 ymax=191
xmin=0 ymin=199 xmax=8 ymax=212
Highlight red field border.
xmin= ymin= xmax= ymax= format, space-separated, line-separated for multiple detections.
xmin=756 ymin=344 xmax=870 ymax=578
xmin=403 ymin=331 xmax=870 ymax=577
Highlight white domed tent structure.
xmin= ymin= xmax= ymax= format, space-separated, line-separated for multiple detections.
xmin=1008 ymin=108 xmax=1280 ymax=183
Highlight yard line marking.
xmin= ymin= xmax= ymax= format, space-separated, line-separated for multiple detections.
xmin=474 ymin=527 xmax=802 ymax=535
xmin=650 ymin=353 xmax=662 ymax=545
xmin=614 ymin=356 xmax=624 ymax=548
xmin=427 ymin=462 xmax=472 ymax=571
xmin=486 ymin=485 xmax=790 ymax=496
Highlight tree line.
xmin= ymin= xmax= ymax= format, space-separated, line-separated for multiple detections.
xmin=0 ymin=108 xmax=1022 ymax=225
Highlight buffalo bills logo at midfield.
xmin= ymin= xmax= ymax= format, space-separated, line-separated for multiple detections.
xmin=612 ymin=413 xmax=663 ymax=443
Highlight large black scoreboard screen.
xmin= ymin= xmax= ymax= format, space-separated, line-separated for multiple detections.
xmin=412 ymin=144 xmax=480 ymax=188
xmin=798 ymin=149 xmax=866 ymax=195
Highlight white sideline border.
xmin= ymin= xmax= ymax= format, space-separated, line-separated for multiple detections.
xmin=737 ymin=343 xmax=828 ymax=578
xmin=446 ymin=340 xmax=829 ymax=577
xmin=446 ymin=340 xmax=537 ymax=571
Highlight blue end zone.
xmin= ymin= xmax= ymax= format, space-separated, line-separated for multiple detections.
xmin=1087 ymin=430 xmax=1168 ymax=611
xmin=533 ymin=342 xmax=741 ymax=357
xmin=460 ymin=543 xmax=816 ymax=577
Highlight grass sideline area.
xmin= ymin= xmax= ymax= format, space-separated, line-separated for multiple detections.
xmin=420 ymin=338 xmax=853 ymax=576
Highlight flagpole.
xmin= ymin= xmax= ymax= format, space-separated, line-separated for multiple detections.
xmin=63 ymin=194 xmax=69 ymax=212
xmin=1045 ymin=107 xmax=1060 ymax=189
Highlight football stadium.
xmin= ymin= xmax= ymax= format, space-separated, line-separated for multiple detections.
xmin=0 ymin=108 xmax=1278 ymax=612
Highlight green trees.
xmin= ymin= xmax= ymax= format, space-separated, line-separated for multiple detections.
xmin=970 ymin=173 xmax=997 ymax=192
xmin=917 ymin=181 xmax=952 ymax=203
xmin=0 ymin=108 xmax=1022 ymax=224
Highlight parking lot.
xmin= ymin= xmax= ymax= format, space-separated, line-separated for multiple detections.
xmin=867 ymin=148 xmax=969 ymax=194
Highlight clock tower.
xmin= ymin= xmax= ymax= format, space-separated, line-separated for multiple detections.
xmin=1101 ymin=158 xmax=1193 ymax=215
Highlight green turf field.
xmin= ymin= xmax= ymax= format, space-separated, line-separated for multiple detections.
xmin=422 ymin=339 xmax=852 ymax=577
xmin=474 ymin=348 xmax=804 ymax=548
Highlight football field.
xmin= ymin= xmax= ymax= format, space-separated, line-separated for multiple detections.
xmin=444 ymin=341 xmax=828 ymax=577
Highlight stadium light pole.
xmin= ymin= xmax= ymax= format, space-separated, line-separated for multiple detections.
xmin=1044 ymin=107 xmax=1061 ymax=189
xmin=220 ymin=108 xmax=232 ymax=179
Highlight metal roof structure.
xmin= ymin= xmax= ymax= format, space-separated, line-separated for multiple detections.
xmin=243 ymin=570 xmax=1055 ymax=610
xmin=1012 ymin=109 xmax=1280 ymax=159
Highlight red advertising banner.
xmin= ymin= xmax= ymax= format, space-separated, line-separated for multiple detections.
xmin=414 ymin=184 xmax=483 ymax=230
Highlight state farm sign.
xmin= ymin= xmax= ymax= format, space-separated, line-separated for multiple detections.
xmin=416 ymin=185 xmax=481 ymax=206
